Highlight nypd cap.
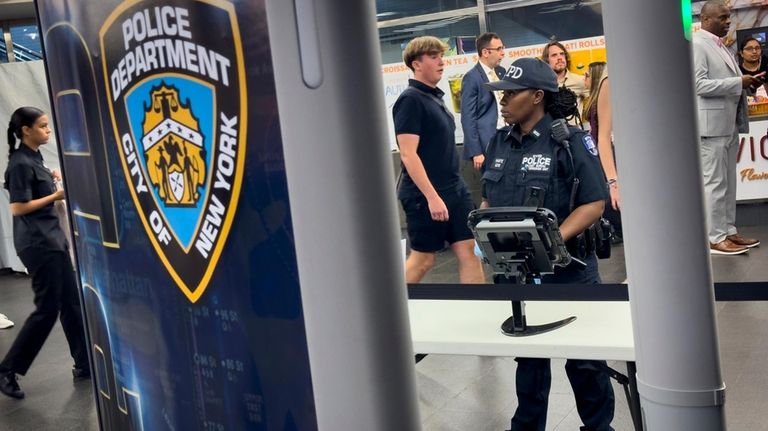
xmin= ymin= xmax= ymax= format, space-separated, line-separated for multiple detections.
xmin=484 ymin=57 xmax=559 ymax=93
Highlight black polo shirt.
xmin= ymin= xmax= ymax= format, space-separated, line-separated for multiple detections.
xmin=5 ymin=144 xmax=68 ymax=253
xmin=393 ymin=79 xmax=462 ymax=199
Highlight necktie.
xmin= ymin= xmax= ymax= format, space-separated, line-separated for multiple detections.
xmin=488 ymin=70 xmax=499 ymax=84
xmin=488 ymin=70 xmax=502 ymax=100
xmin=717 ymin=38 xmax=739 ymax=72
xmin=489 ymin=70 xmax=505 ymax=128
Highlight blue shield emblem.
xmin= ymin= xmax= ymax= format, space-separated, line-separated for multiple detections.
xmin=100 ymin=0 xmax=246 ymax=302
xmin=125 ymin=78 xmax=213 ymax=247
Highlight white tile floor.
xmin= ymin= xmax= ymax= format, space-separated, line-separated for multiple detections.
xmin=416 ymin=354 xmax=634 ymax=431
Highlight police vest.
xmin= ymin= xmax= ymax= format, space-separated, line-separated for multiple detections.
xmin=483 ymin=128 xmax=574 ymax=222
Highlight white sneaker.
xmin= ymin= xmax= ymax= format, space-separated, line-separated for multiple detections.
xmin=0 ymin=316 xmax=13 ymax=329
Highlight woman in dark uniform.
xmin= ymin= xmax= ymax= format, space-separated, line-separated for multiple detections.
xmin=482 ymin=58 xmax=615 ymax=431
xmin=0 ymin=107 xmax=89 ymax=399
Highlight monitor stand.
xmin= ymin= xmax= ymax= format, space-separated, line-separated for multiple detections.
xmin=496 ymin=273 xmax=576 ymax=337
xmin=469 ymin=207 xmax=582 ymax=337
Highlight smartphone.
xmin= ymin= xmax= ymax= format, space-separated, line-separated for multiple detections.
xmin=35 ymin=0 xmax=418 ymax=430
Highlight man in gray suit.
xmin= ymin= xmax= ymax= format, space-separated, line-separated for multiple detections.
xmin=693 ymin=0 xmax=765 ymax=255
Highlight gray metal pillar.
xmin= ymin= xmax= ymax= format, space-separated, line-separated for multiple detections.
xmin=602 ymin=2 xmax=727 ymax=430
xmin=266 ymin=0 xmax=421 ymax=430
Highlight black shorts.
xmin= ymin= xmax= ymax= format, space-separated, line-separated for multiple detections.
xmin=400 ymin=187 xmax=475 ymax=253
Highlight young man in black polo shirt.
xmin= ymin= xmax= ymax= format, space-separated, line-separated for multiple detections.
xmin=393 ymin=36 xmax=484 ymax=283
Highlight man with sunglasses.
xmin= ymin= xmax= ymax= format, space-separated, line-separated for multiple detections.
xmin=461 ymin=32 xmax=507 ymax=172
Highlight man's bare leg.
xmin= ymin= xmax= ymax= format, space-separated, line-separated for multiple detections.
xmin=405 ymin=250 xmax=436 ymax=283
xmin=451 ymin=239 xmax=485 ymax=283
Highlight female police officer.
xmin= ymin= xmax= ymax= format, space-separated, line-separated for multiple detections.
xmin=483 ymin=58 xmax=615 ymax=431
xmin=0 ymin=107 xmax=89 ymax=399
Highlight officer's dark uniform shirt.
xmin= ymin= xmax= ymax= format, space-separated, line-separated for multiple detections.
xmin=393 ymin=79 xmax=463 ymax=199
xmin=482 ymin=114 xmax=607 ymax=224
xmin=5 ymin=144 xmax=68 ymax=253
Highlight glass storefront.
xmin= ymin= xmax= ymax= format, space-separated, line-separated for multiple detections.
xmin=377 ymin=0 xmax=605 ymax=61
xmin=379 ymin=15 xmax=481 ymax=64
xmin=375 ymin=0 xmax=478 ymax=21
xmin=9 ymin=23 xmax=42 ymax=62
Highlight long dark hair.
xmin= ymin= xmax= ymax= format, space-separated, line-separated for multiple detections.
xmin=544 ymin=86 xmax=581 ymax=126
xmin=541 ymin=40 xmax=571 ymax=69
xmin=738 ymin=36 xmax=762 ymax=60
xmin=582 ymin=61 xmax=607 ymax=123
xmin=7 ymin=107 xmax=45 ymax=160
xmin=5 ymin=107 xmax=45 ymax=189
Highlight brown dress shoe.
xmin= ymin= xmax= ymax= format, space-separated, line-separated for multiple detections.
xmin=726 ymin=234 xmax=760 ymax=248
xmin=710 ymin=238 xmax=749 ymax=255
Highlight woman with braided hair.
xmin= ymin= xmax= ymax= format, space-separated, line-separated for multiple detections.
xmin=546 ymin=81 xmax=582 ymax=126
xmin=0 ymin=107 xmax=89 ymax=400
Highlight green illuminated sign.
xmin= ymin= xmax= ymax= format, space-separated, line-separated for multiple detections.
xmin=681 ymin=0 xmax=693 ymax=40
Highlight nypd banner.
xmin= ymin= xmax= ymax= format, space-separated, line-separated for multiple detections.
xmin=100 ymin=0 xmax=246 ymax=301
xmin=37 ymin=0 xmax=317 ymax=429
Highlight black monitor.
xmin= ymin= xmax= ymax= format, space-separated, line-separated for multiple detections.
xmin=468 ymin=207 xmax=575 ymax=279
xmin=737 ymin=26 xmax=768 ymax=50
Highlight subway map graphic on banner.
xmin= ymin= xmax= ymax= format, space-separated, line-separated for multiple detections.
xmin=100 ymin=0 xmax=246 ymax=302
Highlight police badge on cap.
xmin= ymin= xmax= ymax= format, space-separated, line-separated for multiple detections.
xmin=484 ymin=57 xmax=559 ymax=92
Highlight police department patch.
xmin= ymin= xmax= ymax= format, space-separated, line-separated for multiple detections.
xmin=582 ymin=135 xmax=598 ymax=156
xmin=521 ymin=154 xmax=551 ymax=172
xmin=100 ymin=0 xmax=246 ymax=302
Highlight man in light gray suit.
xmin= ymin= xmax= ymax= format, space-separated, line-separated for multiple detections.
xmin=693 ymin=0 xmax=765 ymax=255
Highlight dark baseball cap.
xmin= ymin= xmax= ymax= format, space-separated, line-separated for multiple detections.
xmin=484 ymin=57 xmax=559 ymax=92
